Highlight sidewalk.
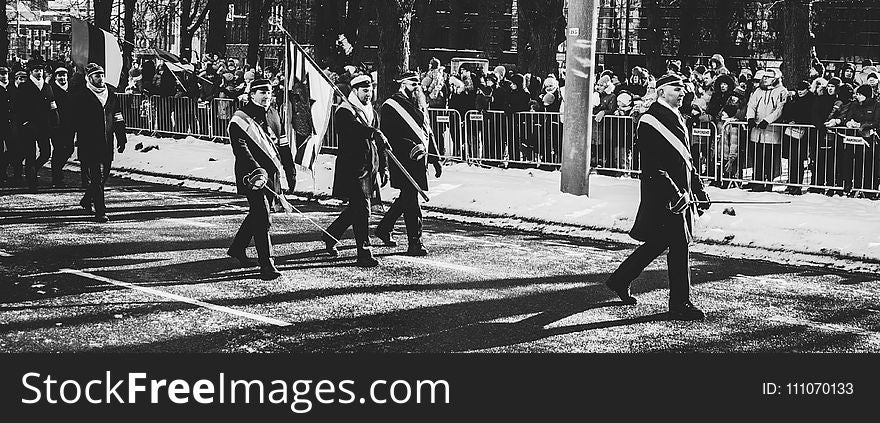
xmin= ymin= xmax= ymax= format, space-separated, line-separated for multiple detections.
xmin=108 ymin=134 xmax=880 ymax=271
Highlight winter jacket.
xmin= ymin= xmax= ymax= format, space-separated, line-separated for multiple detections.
xmin=746 ymin=82 xmax=787 ymax=144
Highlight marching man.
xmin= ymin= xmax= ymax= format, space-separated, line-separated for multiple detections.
xmin=226 ymin=79 xmax=285 ymax=280
xmin=375 ymin=71 xmax=442 ymax=256
xmin=604 ymin=73 xmax=711 ymax=321
xmin=321 ymin=73 xmax=389 ymax=267
xmin=70 ymin=63 xmax=127 ymax=223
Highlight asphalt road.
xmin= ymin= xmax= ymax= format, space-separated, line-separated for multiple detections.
xmin=1 ymin=169 xmax=879 ymax=353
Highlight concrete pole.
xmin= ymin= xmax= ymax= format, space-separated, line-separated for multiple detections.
xmin=560 ymin=0 xmax=599 ymax=196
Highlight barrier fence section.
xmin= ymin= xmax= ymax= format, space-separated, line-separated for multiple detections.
xmin=719 ymin=121 xmax=879 ymax=195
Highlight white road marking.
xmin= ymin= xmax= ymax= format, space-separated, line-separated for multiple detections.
xmin=387 ymin=256 xmax=481 ymax=273
xmin=0 ymin=250 xmax=12 ymax=257
xmin=767 ymin=315 xmax=880 ymax=344
xmin=59 ymin=268 xmax=292 ymax=327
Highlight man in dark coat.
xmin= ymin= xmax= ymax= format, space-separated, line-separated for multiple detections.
xmin=375 ymin=71 xmax=442 ymax=256
xmin=226 ymin=79 xmax=285 ymax=280
xmin=322 ymin=74 xmax=389 ymax=267
xmin=605 ymin=73 xmax=711 ymax=321
xmin=15 ymin=59 xmax=59 ymax=191
xmin=70 ymin=63 xmax=127 ymax=223
xmin=0 ymin=66 xmax=10 ymax=186
xmin=50 ymin=67 xmax=75 ymax=187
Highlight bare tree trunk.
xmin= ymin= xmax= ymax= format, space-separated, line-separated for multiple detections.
xmin=679 ymin=0 xmax=700 ymax=58
xmin=516 ymin=0 xmax=531 ymax=73
xmin=0 ymin=0 xmax=9 ymax=66
xmin=246 ymin=0 xmax=270 ymax=67
xmin=375 ymin=0 xmax=416 ymax=104
xmin=94 ymin=0 xmax=113 ymax=30
xmin=518 ymin=0 xmax=566 ymax=78
xmin=206 ymin=0 xmax=230 ymax=56
xmin=643 ymin=0 xmax=663 ymax=75
xmin=780 ymin=0 xmax=811 ymax=90
xmin=122 ymin=0 xmax=136 ymax=89
xmin=314 ymin=0 xmax=342 ymax=71
xmin=181 ymin=0 xmax=194 ymax=60
xmin=351 ymin=0 xmax=375 ymax=64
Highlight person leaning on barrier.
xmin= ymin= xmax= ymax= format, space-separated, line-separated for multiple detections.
xmin=70 ymin=63 xmax=127 ymax=223
xmin=839 ymin=84 xmax=880 ymax=198
xmin=15 ymin=59 xmax=59 ymax=192
xmin=604 ymin=73 xmax=710 ymax=322
xmin=809 ymin=77 xmax=840 ymax=193
xmin=375 ymin=71 xmax=442 ymax=256
xmin=226 ymin=79 xmax=285 ymax=280
xmin=50 ymin=67 xmax=75 ymax=188
xmin=780 ymin=80 xmax=816 ymax=195
xmin=321 ymin=74 xmax=389 ymax=267
xmin=823 ymin=83 xmax=856 ymax=196
xmin=745 ymin=68 xmax=787 ymax=192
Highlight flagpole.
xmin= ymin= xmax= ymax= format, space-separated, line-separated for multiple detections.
xmin=273 ymin=21 xmax=431 ymax=202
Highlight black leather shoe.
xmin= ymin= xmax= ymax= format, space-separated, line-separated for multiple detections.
xmin=406 ymin=239 xmax=428 ymax=256
xmin=356 ymin=248 xmax=379 ymax=267
xmin=605 ymin=277 xmax=637 ymax=305
xmin=79 ymin=198 xmax=93 ymax=212
xmin=669 ymin=302 xmax=706 ymax=321
xmin=259 ymin=259 xmax=282 ymax=280
xmin=94 ymin=214 xmax=110 ymax=223
xmin=321 ymin=233 xmax=339 ymax=257
xmin=227 ymin=248 xmax=257 ymax=268
xmin=375 ymin=228 xmax=398 ymax=247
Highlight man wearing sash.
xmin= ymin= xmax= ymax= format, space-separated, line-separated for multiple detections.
xmin=604 ymin=74 xmax=710 ymax=321
xmin=322 ymin=74 xmax=389 ymax=267
xmin=375 ymin=71 xmax=443 ymax=256
xmin=70 ymin=63 xmax=126 ymax=223
xmin=227 ymin=79 xmax=285 ymax=280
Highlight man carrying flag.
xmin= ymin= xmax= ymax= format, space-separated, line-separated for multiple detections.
xmin=321 ymin=74 xmax=389 ymax=267
xmin=375 ymin=71 xmax=443 ymax=256
xmin=70 ymin=63 xmax=127 ymax=223
xmin=226 ymin=79 xmax=285 ymax=281
xmin=603 ymin=73 xmax=710 ymax=321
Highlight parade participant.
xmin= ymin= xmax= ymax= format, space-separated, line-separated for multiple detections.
xmin=321 ymin=74 xmax=389 ymax=267
xmin=0 ymin=67 xmax=10 ymax=186
xmin=375 ymin=71 xmax=442 ymax=256
xmin=604 ymin=73 xmax=710 ymax=321
xmin=15 ymin=59 xmax=59 ymax=191
xmin=50 ymin=67 xmax=75 ymax=188
xmin=70 ymin=63 xmax=127 ymax=223
xmin=226 ymin=79 xmax=285 ymax=280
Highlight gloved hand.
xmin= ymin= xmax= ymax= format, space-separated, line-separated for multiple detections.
xmin=695 ymin=190 xmax=710 ymax=210
xmin=747 ymin=118 xmax=757 ymax=129
xmin=244 ymin=168 xmax=268 ymax=190
xmin=373 ymin=129 xmax=390 ymax=149
xmin=409 ymin=144 xmax=426 ymax=161
xmin=117 ymin=143 xmax=126 ymax=153
xmin=433 ymin=162 xmax=442 ymax=178
xmin=757 ymin=120 xmax=769 ymax=129
xmin=380 ymin=169 xmax=389 ymax=187
xmin=667 ymin=190 xmax=691 ymax=214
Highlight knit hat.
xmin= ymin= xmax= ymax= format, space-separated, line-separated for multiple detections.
xmin=694 ymin=65 xmax=707 ymax=75
xmin=85 ymin=63 xmax=104 ymax=77
xmin=856 ymin=84 xmax=874 ymax=99
xmin=797 ymin=80 xmax=810 ymax=91
xmin=509 ymin=74 xmax=524 ymax=88
xmin=827 ymin=77 xmax=842 ymax=87
xmin=27 ymin=59 xmax=45 ymax=72
xmin=753 ymin=70 xmax=765 ymax=80
xmin=710 ymin=54 xmax=725 ymax=68
xmin=631 ymin=66 xmax=649 ymax=79
xmin=861 ymin=59 xmax=874 ymax=67
xmin=666 ymin=59 xmax=681 ymax=73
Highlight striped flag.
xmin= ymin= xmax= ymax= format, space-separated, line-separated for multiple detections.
xmin=71 ymin=18 xmax=123 ymax=88
xmin=285 ymin=41 xmax=335 ymax=171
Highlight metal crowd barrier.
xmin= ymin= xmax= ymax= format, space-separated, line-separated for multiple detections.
xmin=720 ymin=121 xmax=879 ymax=194
xmin=460 ymin=110 xmax=563 ymax=166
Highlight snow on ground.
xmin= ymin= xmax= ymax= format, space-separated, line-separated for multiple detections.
xmin=110 ymin=134 xmax=880 ymax=266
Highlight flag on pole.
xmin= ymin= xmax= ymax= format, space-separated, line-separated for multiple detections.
xmin=285 ymin=41 xmax=335 ymax=171
xmin=70 ymin=18 xmax=123 ymax=88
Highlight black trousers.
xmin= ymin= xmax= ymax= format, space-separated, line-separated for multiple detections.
xmin=609 ymin=235 xmax=692 ymax=307
xmin=752 ymin=142 xmax=781 ymax=184
xmin=229 ymin=190 xmax=274 ymax=264
xmin=23 ymin=126 xmax=52 ymax=188
xmin=326 ymin=189 xmax=371 ymax=249
xmin=376 ymin=186 xmax=422 ymax=241
xmin=50 ymin=129 xmax=75 ymax=185
xmin=81 ymin=161 xmax=112 ymax=216
xmin=784 ymin=136 xmax=808 ymax=184
xmin=277 ymin=143 xmax=297 ymax=192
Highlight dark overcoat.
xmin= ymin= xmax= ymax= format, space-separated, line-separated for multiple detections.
xmin=227 ymin=102 xmax=283 ymax=196
xmin=629 ymin=101 xmax=706 ymax=245
xmin=379 ymin=91 xmax=438 ymax=191
xmin=70 ymin=84 xmax=127 ymax=164
xmin=331 ymin=102 xmax=386 ymax=201
xmin=14 ymin=79 xmax=58 ymax=138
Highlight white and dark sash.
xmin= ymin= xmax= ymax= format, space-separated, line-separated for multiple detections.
xmin=638 ymin=113 xmax=694 ymax=172
xmin=384 ymin=97 xmax=429 ymax=147
xmin=229 ymin=110 xmax=288 ymax=188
